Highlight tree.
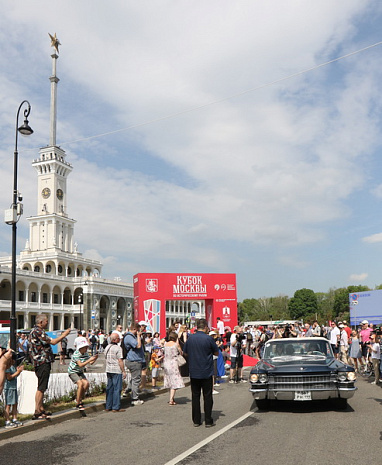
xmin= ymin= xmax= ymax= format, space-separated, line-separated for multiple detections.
xmin=288 ymin=288 xmax=318 ymax=320
xmin=333 ymin=285 xmax=370 ymax=319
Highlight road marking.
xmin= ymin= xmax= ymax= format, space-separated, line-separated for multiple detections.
xmin=164 ymin=411 xmax=254 ymax=465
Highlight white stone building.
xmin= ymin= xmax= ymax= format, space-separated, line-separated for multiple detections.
xmin=0 ymin=42 xmax=133 ymax=332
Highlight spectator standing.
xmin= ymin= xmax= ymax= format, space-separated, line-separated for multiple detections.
xmin=59 ymin=336 xmax=68 ymax=365
xmin=17 ymin=333 xmax=28 ymax=366
xmin=124 ymin=322 xmax=145 ymax=406
xmin=0 ymin=348 xmax=13 ymax=395
xmin=104 ymin=333 xmax=126 ymax=412
xmin=183 ymin=318 xmax=219 ymax=427
xmin=360 ymin=321 xmax=373 ymax=363
xmin=328 ymin=322 xmax=340 ymax=359
xmin=68 ymin=338 xmax=98 ymax=412
xmin=4 ymin=357 xmax=24 ymax=428
xmin=338 ymin=324 xmax=349 ymax=364
xmin=312 ymin=321 xmax=321 ymax=337
xmin=349 ymin=330 xmax=363 ymax=372
xmin=89 ymin=331 xmax=98 ymax=356
xmin=151 ymin=346 xmax=163 ymax=389
xmin=216 ymin=317 xmax=225 ymax=337
xmin=369 ymin=334 xmax=380 ymax=385
xmin=29 ymin=314 xmax=71 ymax=420
xmin=229 ymin=326 xmax=247 ymax=383
xmin=178 ymin=324 xmax=189 ymax=377
xmin=163 ymin=332 xmax=185 ymax=404
xmin=98 ymin=331 xmax=105 ymax=353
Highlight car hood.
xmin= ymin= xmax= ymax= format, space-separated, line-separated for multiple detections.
xmin=251 ymin=357 xmax=352 ymax=374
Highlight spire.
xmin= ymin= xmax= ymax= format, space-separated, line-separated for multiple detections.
xmin=48 ymin=33 xmax=60 ymax=146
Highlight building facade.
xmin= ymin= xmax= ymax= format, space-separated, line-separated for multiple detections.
xmin=0 ymin=41 xmax=133 ymax=332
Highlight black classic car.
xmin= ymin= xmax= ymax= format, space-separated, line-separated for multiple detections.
xmin=249 ymin=337 xmax=357 ymax=409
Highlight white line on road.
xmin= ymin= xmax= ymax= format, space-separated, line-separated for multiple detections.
xmin=164 ymin=411 xmax=254 ymax=465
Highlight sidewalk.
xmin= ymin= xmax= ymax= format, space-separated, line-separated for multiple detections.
xmin=0 ymin=384 xmax=179 ymax=440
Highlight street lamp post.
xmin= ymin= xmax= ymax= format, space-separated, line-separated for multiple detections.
xmin=78 ymin=294 xmax=83 ymax=332
xmin=5 ymin=101 xmax=33 ymax=352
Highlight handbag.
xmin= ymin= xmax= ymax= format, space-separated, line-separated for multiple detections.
xmin=177 ymin=354 xmax=186 ymax=367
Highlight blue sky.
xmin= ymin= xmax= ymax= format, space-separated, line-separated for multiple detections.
xmin=1 ymin=1 xmax=382 ymax=300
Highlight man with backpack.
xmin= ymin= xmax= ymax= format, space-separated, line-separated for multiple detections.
xmin=90 ymin=331 xmax=98 ymax=356
xmin=122 ymin=322 xmax=145 ymax=406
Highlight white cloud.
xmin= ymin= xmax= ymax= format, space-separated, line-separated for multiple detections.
xmin=1 ymin=1 xmax=382 ymax=297
xmin=348 ymin=273 xmax=368 ymax=282
xmin=362 ymin=233 xmax=382 ymax=243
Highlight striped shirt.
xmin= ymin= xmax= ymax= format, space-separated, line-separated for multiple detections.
xmin=68 ymin=350 xmax=90 ymax=375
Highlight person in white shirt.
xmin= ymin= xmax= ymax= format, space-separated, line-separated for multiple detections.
xmin=369 ymin=334 xmax=380 ymax=385
xmin=216 ymin=318 xmax=225 ymax=336
xmin=338 ymin=324 xmax=349 ymax=364
xmin=329 ymin=322 xmax=340 ymax=359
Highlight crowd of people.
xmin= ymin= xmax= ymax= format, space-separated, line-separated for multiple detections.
xmin=0 ymin=315 xmax=248 ymax=429
xmin=1 ymin=315 xmax=381 ymax=430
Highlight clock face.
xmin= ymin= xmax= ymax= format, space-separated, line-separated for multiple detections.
xmin=42 ymin=187 xmax=51 ymax=199
xmin=57 ymin=189 xmax=64 ymax=200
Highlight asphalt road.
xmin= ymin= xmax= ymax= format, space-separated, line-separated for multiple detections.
xmin=0 ymin=373 xmax=381 ymax=465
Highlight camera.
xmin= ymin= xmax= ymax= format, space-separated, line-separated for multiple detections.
xmin=236 ymin=333 xmax=246 ymax=343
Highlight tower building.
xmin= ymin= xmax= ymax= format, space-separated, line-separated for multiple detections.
xmin=0 ymin=35 xmax=133 ymax=331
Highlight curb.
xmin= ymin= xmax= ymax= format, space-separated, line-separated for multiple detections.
xmin=0 ymin=383 xmax=189 ymax=440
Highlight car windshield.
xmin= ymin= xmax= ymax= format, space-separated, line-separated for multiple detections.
xmin=263 ymin=339 xmax=332 ymax=360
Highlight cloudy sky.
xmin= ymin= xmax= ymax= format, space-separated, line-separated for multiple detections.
xmin=1 ymin=1 xmax=382 ymax=300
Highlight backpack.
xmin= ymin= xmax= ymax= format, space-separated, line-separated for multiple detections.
xmin=102 ymin=338 xmax=109 ymax=349
xmin=122 ymin=332 xmax=134 ymax=359
xmin=91 ymin=335 xmax=97 ymax=344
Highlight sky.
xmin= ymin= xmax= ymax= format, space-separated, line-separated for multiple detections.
xmin=1 ymin=1 xmax=382 ymax=301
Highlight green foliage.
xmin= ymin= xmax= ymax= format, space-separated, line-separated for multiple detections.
xmin=238 ymin=295 xmax=290 ymax=323
xmin=333 ymin=285 xmax=370 ymax=319
xmin=288 ymin=288 xmax=318 ymax=320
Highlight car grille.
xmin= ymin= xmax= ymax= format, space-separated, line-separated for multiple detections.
xmin=270 ymin=374 xmax=336 ymax=391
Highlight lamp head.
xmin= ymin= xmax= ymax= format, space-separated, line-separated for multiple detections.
xmin=18 ymin=117 xmax=33 ymax=136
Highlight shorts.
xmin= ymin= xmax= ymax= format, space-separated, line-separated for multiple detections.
xmin=230 ymin=355 xmax=243 ymax=369
xmin=69 ymin=372 xmax=87 ymax=384
xmin=35 ymin=363 xmax=51 ymax=392
xmin=60 ymin=348 xmax=67 ymax=356
xmin=331 ymin=344 xmax=339 ymax=355
xmin=4 ymin=389 xmax=17 ymax=406
xmin=141 ymin=361 xmax=147 ymax=371
xmin=152 ymin=367 xmax=159 ymax=378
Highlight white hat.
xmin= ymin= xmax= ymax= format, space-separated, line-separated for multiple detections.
xmin=77 ymin=338 xmax=89 ymax=350
xmin=138 ymin=320 xmax=147 ymax=326
xmin=361 ymin=320 xmax=369 ymax=325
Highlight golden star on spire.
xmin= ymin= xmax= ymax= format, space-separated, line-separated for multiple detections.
xmin=48 ymin=32 xmax=61 ymax=53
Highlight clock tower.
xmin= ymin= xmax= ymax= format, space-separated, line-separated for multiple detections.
xmin=22 ymin=48 xmax=76 ymax=254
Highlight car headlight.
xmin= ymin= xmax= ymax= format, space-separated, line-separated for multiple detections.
xmin=250 ymin=374 xmax=259 ymax=383
xmin=338 ymin=373 xmax=347 ymax=382
xmin=347 ymin=371 xmax=356 ymax=381
xmin=259 ymin=373 xmax=268 ymax=383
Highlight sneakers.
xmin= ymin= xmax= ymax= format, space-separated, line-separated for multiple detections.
xmin=214 ymin=383 xmax=220 ymax=387
xmin=220 ymin=375 xmax=229 ymax=379
xmin=12 ymin=419 xmax=23 ymax=426
xmin=239 ymin=379 xmax=247 ymax=383
xmin=371 ymin=381 xmax=378 ymax=385
xmin=229 ymin=379 xmax=236 ymax=384
xmin=212 ymin=390 xmax=220 ymax=395
xmin=131 ymin=399 xmax=144 ymax=406
xmin=5 ymin=422 xmax=18 ymax=429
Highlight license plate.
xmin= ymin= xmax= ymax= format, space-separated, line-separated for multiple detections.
xmin=294 ymin=391 xmax=312 ymax=401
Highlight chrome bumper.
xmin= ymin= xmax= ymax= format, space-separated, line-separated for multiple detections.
xmin=250 ymin=385 xmax=357 ymax=400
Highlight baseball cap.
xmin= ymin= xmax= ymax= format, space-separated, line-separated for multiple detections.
xmin=361 ymin=320 xmax=369 ymax=325
xmin=138 ymin=320 xmax=147 ymax=326
xmin=77 ymin=338 xmax=89 ymax=350
xmin=209 ymin=331 xmax=217 ymax=336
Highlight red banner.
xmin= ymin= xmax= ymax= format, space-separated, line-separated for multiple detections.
xmin=134 ymin=273 xmax=237 ymax=336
